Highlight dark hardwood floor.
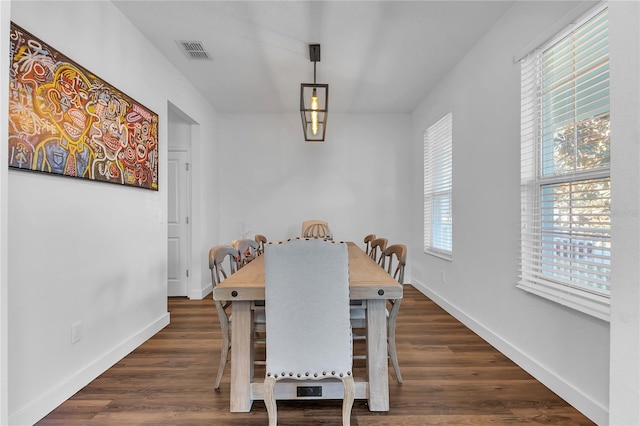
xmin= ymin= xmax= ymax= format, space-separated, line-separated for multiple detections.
xmin=37 ymin=286 xmax=595 ymax=425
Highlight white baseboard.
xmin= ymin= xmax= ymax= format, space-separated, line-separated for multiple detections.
xmin=410 ymin=279 xmax=608 ymax=426
xmin=189 ymin=282 xmax=212 ymax=300
xmin=9 ymin=313 xmax=170 ymax=426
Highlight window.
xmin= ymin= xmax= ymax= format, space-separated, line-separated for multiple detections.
xmin=424 ymin=112 xmax=453 ymax=259
xmin=519 ymin=4 xmax=610 ymax=320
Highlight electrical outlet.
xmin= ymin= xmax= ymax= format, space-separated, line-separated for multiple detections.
xmin=71 ymin=321 xmax=83 ymax=344
xmin=441 ymin=270 xmax=446 ymax=283
xmin=297 ymin=386 xmax=322 ymax=397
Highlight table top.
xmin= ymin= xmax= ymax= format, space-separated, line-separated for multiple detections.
xmin=212 ymin=241 xmax=403 ymax=301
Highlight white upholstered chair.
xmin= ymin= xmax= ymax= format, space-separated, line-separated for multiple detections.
xmin=301 ymin=219 xmax=333 ymax=240
xmin=263 ymin=238 xmax=354 ymax=426
xmin=351 ymin=243 xmax=406 ymax=383
xmin=209 ymin=244 xmax=265 ymax=389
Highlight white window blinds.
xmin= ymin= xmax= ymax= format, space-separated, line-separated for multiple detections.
xmin=424 ymin=112 xmax=453 ymax=258
xmin=519 ymin=4 xmax=610 ymax=321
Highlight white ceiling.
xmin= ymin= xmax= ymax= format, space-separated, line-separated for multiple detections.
xmin=113 ymin=1 xmax=514 ymax=114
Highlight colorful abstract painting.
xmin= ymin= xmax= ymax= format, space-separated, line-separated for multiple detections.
xmin=8 ymin=22 xmax=159 ymax=190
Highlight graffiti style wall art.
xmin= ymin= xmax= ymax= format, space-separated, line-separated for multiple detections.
xmin=8 ymin=22 xmax=159 ymax=190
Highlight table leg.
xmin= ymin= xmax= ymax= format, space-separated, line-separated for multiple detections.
xmin=366 ymin=298 xmax=389 ymax=411
xmin=230 ymin=300 xmax=253 ymax=412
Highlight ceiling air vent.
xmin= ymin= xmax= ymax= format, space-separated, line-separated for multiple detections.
xmin=177 ymin=40 xmax=212 ymax=60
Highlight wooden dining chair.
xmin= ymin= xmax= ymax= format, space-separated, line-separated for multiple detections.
xmin=252 ymin=235 xmax=268 ymax=312
xmin=351 ymin=243 xmax=406 ymax=383
xmin=379 ymin=244 xmax=405 ymax=383
xmin=350 ymin=234 xmax=378 ymax=321
xmin=209 ymin=244 xmax=266 ymax=389
xmin=301 ymin=219 xmax=333 ymax=240
xmin=363 ymin=234 xmax=376 ymax=256
xmin=263 ymin=238 xmax=354 ymax=426
xmin=368 ymin=237 xmax=388 ymax=265
xmin=301 ymin=219 xmax=327 ymax=234
xmin=232 ymin=238 xmax=260 ymax=267
xmin=254 ymin=234 xmax=268 ymax=256
xmin=350 ymin=236 xmax=384 ymax=335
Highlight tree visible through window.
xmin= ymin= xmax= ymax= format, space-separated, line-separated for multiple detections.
xmin=541 ymin=114 xmax=611 ymax=291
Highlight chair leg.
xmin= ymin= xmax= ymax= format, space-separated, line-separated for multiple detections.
xmin=388 ymin=300 xmax=403 ymax=384
xmin=388 ymin=329 xmax=403 ymax=383
xmin=341 ymin=375 xmax=355 ymax=426
xmin=215 ymin=330 xmax=230 ymax=390
xmin=264 ymin=375 xmax=277 ymax=426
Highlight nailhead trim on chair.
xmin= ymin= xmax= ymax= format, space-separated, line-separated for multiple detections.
xmin=266 ymin=370 xmax=352 ymax=379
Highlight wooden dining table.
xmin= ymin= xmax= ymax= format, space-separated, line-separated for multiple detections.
xmin=212 ymin=241 xmax=403 ymax=413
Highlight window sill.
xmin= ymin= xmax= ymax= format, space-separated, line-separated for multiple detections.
xmin=424 ymin=249 xmax=452 ymax=262
xmin=517 ymin=280 xmax=610 ymax=322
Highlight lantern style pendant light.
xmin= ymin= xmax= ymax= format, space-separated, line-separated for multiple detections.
xmin=300 ymin=44 xmax=328 ymax=142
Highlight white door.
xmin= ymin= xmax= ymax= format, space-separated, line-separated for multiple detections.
xmin=167 ymin=149 xmax=190 ymax=296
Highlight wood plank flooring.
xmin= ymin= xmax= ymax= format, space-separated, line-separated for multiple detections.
xmin=37 ymin=286 xmax=595 ymax=425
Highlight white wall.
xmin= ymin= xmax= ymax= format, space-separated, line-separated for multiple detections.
xmin=1 ymin=1 xmax=12 ymax=424
xmin=410 ymin=2 xmax=611 ymax=424
xmin=608 ymin=1 xmax=640 ymax=424
xmin=6 ymin=1 xmax=218 ymax=424
xmin=216 ymin=112 xmax=412 ymax=251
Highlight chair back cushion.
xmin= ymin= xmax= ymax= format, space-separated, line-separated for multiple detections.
xmin=264 ymin=238 xmax=352 ymax=377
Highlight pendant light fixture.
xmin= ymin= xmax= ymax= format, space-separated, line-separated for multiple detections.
xmin=300 ymin=44 xmax=328 ymax=142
